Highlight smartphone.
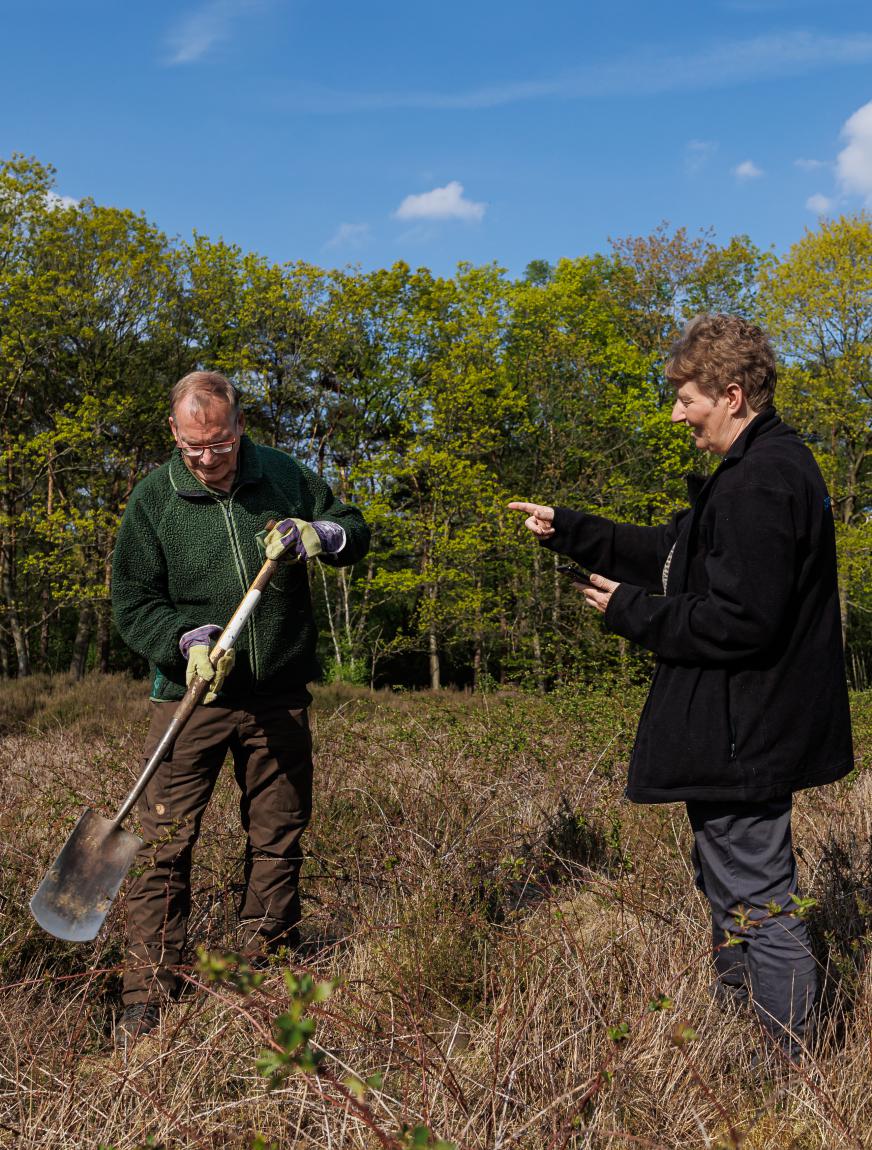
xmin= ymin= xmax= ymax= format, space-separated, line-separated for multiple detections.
xmin=555 ymin=563 xmax=593 ymax=588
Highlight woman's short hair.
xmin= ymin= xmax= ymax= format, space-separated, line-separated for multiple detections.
xmin=169 ymin=371 xmax=241 ymax=420
xmin=665 ymin=314 xmax=777 ymax=411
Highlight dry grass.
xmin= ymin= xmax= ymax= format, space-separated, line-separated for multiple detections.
xmin=1 ymin=674 xmax=870 ymax=1149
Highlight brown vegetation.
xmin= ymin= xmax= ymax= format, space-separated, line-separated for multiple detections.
xmin=1 ymin=674 xmax=871 ymax=1148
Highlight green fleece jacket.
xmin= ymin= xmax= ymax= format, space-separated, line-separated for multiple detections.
xmin=111 ymin=436 xmax=370 ymax=702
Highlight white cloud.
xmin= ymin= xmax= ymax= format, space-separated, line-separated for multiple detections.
xmin=733 ymin=159 xmax=763 ymax=180
xmin=794 ymin=157 xmax=827 ymax=171
xmin=806 ymin=193 xmax=834 ymax=214
xmin=394 ymin=181 xmax=486 ymax=222
xmin=324 ymin=222 xmax=371 ymax=251
xmin=165 ymin=0 xmax=256 ymax=66
xmin=45 ymin=192 xmax=78 ymax=211
xmin=685 ymin=139 xmax=718 ymax=175
xmin=836 ymin=99 xmax=872 ymax=205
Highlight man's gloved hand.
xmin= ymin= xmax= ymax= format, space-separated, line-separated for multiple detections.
xmin=179 ymin=624 xmax=235 ymax=705
xmin=264 ymin=518 xmax=345 ymax=562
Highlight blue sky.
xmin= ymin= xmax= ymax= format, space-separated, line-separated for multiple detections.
xmin=2 ymin=0 xmax=872 ymax=277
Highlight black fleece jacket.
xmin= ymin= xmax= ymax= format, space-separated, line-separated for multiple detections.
xmin=544 ymin=409 xmax=854 ymax=803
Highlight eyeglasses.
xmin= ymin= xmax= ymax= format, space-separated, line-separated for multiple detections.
xmin=178 ymin=437 xmax=237 ymax=459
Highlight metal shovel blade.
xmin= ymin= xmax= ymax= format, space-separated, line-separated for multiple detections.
xmin=29 ymin=809 xmax=143 ymax=942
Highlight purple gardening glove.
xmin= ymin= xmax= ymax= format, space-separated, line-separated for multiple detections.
xmin=311 ymin=520 xmax=346 ymax=554
xmin=179 ymin=624 xmax=222 ymax=657
xmin=264 ymin=518 xmax=346 ymax=562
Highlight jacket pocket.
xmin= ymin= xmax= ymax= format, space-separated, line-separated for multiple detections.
xmin=629 ymin=662 xmax=736 ymax=793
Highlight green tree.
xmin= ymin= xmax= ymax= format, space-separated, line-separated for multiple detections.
xmin=759 ymin=213 xmax=872 ymax=681
xmin=502 ymin=256 xmax=693 ymax=687
xmin=0 ymin=181 xmax=183 ymax=676
xmin=608 ymin=224 xmax=765 ymax=377
xmin=0 ymin=155 xmax=58 ymax=673
xmin=363 ymin=264 xmax=522 ymax=688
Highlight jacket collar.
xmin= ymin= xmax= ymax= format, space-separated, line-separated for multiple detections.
xmin=684 ymin=408 xmax=780 ymax=504
xmin=168 ymin=434 xmax=262 ymax=499
xmin=723 ymin=406 xmax=780 ymax=461
xmin=671 ymin=407 xmax=782 ymax=593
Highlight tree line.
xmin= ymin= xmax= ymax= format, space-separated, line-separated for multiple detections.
xmin=1 ymin=154 xmax=870 ymax=689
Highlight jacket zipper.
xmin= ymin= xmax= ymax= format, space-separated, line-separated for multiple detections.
xmin=217 ymin=496 xmax=261 ymax=682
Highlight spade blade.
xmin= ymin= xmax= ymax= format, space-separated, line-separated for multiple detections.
xmin=30 ymin=809 xmax=143 ymax=942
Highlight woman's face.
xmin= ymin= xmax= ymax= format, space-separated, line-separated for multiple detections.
xmin=670 ymin=380 xmax=736 ymax=456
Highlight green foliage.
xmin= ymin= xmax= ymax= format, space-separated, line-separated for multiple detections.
xmin=196 ymin=947 xmax=266 ymax=994
xmin=788 ymin=893 xmax=818 ymax=918
xmin=196 ymin=943 xmax=456 ymax=1146
xmin=647 ymin=994 xmax=673 ymax=1012
xmin=343 ymin=1071 xmax=384 ymax=1101
xmin=255 ymin=971 xmax=338 ymax=1085
xmin=397 ymin=1125 xmax=456 ymax=1150
xmin=0 ymin=152 xmax=869 ymax=686
xmin=758 ymin=214 xmax=872 ymax=684
xmin=670 ymin=1023 xmax=698 ymax=1046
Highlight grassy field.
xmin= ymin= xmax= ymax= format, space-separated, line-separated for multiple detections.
xmin=1 ymin=673 xmax=870 ymax=1149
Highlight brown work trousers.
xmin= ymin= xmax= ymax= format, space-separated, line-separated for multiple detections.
xmin=123 ymin=693 xmax=313 ymax=1005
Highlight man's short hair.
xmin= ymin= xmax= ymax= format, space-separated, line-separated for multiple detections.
xmin=665 ymin=314 xmax=777 ymax=412
xmin=170 ymin=371 xmax=241 ymax=420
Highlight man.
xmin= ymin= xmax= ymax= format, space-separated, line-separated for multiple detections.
xmin=111 ymin=370 xmax=369 ymax=1041
xmin=510 ymin=314 xmax=853 ymax=1060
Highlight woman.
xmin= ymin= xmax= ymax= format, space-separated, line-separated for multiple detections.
xmin=510 ymin=313 xmax=853 ymax=1059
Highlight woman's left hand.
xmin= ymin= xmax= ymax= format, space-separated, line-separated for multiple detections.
xmin=582 ymin=573 xmax=620 ymax=614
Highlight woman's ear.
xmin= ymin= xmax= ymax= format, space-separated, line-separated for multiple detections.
xmin=725 ymin=382 xmax=747 ymax=414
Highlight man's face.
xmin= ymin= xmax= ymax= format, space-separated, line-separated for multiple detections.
xmin=170 ymin=399 xmax=244 ymax=491
xmin=670 ymin=380 xmax=733 ymax=456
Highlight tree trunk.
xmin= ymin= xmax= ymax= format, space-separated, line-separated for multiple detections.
xmin=429 ymin=627 xmax=441 ymax=690
xmin=1 ymin=451 xmax=29 ymax=676
xmin=96 ymin=600 xmax=111 ymax=674
xmin=96 ymin=550 xmax=114 ymax=673
xmin=531 ymin=629 xmax=545 ymax=694
xmin=318 ymin=562 xmax=342 ymax=667
xmin=70 ymin=604 xmax=93 ymax=680
xmin=835 ymin=460 xmax=851 ymax=652
xmin=473 ymin=576 xmax=483 ymax=690
xmin=39 ymin=460 xmax=55 ymax=668
xmin=1 ymin=553 xmax=29 ymax=676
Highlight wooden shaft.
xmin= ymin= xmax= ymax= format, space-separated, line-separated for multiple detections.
xmin=112 ymin=534 xmax=280 ymax=827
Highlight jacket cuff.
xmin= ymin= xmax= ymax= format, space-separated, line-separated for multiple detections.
xmin=538 ymin=506 xmax=578 ymax=552
xmin=551 ymin=506 xmax=578 ymax=537
xmin=603 ymin=582 xmax=644 ymax=639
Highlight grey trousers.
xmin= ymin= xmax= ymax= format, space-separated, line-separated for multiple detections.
xmin=123 ymin=694 xmax=313 ymax=1005
xmin=686 ymin=796 xmax=817 ymax=1056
